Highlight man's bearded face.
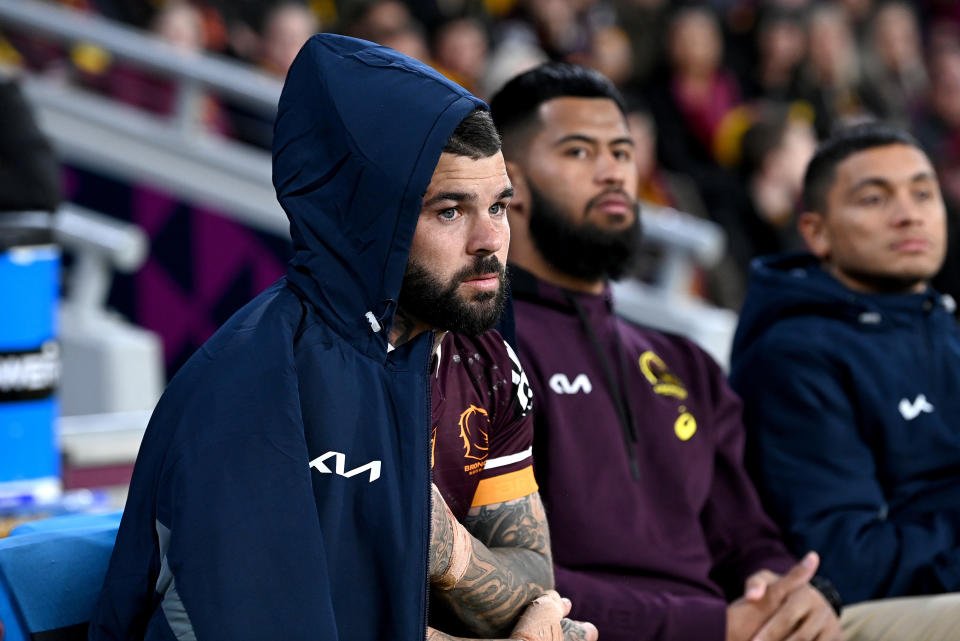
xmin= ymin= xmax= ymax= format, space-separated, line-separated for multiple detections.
xmin=399 ymin=254 xmax=508 ymax=336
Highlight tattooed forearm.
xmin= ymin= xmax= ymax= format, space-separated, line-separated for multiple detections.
xmin=463 ymin=493 xmax=552 ymax=557
xmin=431 ymin=492 xmax=554 ymax=637
xmin=430 ymin=484 xmax=455 ymax=577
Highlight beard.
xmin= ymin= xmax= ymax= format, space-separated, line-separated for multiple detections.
xmin=398 ymin=254 xmax=508 ymax=336
xmin=527 ymin=180 xmax=641 ymax=282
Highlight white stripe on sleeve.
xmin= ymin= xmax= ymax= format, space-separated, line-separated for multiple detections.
xmin=483 ymin=447 xmax=533 ymax=470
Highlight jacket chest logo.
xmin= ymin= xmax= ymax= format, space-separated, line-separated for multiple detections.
xmin=638 ymin=351 xmax=688 ymax=400
xmin=549 ymin=373 xmax=593 ymax=395
xmin=898 ymin=394 xmax=934 ymax=421
xmin=309 ymin=451 xmax=381 ymax=483
xmin=638 ymin=351 xmax=697 ymax=441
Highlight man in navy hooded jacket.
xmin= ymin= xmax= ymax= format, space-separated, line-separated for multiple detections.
xmin=88 ymin=34 xmax=584 ymax=641
xmin=731 ymin=123 xmax=960 ymax=638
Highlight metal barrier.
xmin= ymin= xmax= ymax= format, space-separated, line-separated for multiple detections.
xmin=0 ymin=0 xmax=286 ymax=235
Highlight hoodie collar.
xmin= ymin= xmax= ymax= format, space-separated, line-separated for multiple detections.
xmin=508 ymin=264 xmax=615 ymax=315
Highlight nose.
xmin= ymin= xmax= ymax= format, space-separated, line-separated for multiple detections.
xmin=467 ymin=214 xmax=505 ymax=256
xmin=890 ymin=192 xmax=925 ymax=227
xmin=595 ymin=150 xmax=627 ymax=188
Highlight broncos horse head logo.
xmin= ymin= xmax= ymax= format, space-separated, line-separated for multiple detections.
xmin=458 ymin=404 xmax=490 ymax=461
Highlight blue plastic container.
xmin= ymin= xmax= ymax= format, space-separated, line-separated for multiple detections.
xmin=0 ymin=228 xmax=61 ymax=503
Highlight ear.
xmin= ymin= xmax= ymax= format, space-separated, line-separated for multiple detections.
xmin=504 ymin=160 xmax=531 ymax=221
xmin=797 ymin=211 xmax=830 ymax=259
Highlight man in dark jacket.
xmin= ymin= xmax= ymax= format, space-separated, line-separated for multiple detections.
xmin=90 ymin=34 xmax=584 ymax=641
xmin=489 ymin=62 xmax=842 ymax=641
xmin=731 ymin=123 xmax=960 ymax=638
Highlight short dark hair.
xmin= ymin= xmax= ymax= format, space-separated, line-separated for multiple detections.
xmin=489 ymin=63 xmax=627 ymax=155
xmin=802 ymin=122 xmax=926 ymax=213
xmin=443 ymin=108 xmax=501 ymax=160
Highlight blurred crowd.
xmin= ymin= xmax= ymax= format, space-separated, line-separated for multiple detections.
xmin=2 ymin=0 xmax=960 ymax=309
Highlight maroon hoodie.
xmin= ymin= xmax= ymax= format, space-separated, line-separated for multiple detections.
xmin=510 ymin=267 xmax=794 ymax=641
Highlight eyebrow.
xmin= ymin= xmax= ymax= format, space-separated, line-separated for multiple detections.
xmin=848 ymin=171 xmax=937 ymax=195
xmin=423 ymin=191 xmax=475 ymax=207
xmin=423 ymin=185 xmax=514 ymax=207
xmin=554 ymin=134 xmax=635 ymax=148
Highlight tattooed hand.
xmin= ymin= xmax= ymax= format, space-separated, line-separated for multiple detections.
xmin=509 ymin=591 xmax=566 ymax=641
xmin=561 ymin=617 xmax=599 ymax=641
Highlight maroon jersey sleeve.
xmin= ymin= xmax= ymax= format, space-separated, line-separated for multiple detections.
xmin=471 ymin=339 xmax=537 ymax=507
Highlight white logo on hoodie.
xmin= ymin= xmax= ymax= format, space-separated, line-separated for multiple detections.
xmin=549 ymin=373 xmax=592 ymax=395
xmin=898 ymin=395 xmax=935 ymax=421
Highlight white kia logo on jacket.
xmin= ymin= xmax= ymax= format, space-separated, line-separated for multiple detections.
xmin=898 ymin=395 xmax=934 ymax=421
xmin=549 ymin=373 xmax=592 ymax=395
xmin=309 ymin=451 xmax=381 ymax=483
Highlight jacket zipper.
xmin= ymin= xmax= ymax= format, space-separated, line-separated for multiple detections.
xmin=423 ymin=331 xmax=435 ymax=641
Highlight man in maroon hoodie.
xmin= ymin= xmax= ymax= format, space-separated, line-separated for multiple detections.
xmin=489 ymin=63 xmax=843 ymax=641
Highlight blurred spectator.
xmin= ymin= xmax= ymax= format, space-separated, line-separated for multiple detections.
xmin=492 ymin=0 xmax=610 ymax=63
xmin=101 ymin=2 xmax=232 ymax=135
xmin=0 ymin=67 xmax=61 ymax=213
xmin=432 ymin=17 xmax=489 ymax=93
xmin=625 ymin=103 xmax=749 ymax=307
xmin=915 ymin=45 xmax=960 ymax=306
xmin=860 ymin=1 xmax=928 ymax=127
xmin=581 ymin=25 xmax=632 ymax=87
xmin=228 ymin=1 xmax=318 ymax=148
xmin=741 ymin=7 xmax=809 ymax=103
xmin=343 ymin=0 xmax=416 ymax=43
xmin=915 ymin=46 xmax=960 ymax=208
xmin=257 ymin=2 xmax=319 ymax=76
xmin=153 ymin=1 xmax=207 ymax=51
xmin=836 ymin=0 xmax=876 ymax=40
xmin=611 ymin=0 xmax=668 ymax=85
xmin=628 ymin=105 xmax=708 ymax=223
xmin=480 ymin=36 xmax=547 ymax=99
xmin=737 ymin=105 xmax=816 ymax=263
xmin=647 ymin=4 xmax=757 ymax=308
xmin=802 ymin=2 xmax=871 ymax=136
xmin=663 ymin=4 xmax=743 ymax=156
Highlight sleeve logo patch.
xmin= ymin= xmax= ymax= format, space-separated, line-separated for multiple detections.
xmin=459 ymin=404 xmax=491 ymax=472
xmin=503 ymin=341 xmax=533 ymax=415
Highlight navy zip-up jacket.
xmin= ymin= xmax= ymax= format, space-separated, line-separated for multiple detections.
xmin=730 ymin=253 xmax=960 ymax=604
xmin=90 ymin=34 xmax=485 ymax=640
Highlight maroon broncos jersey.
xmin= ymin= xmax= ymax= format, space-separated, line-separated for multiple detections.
xmin=431 ymin=330 xmax=536 ymax=521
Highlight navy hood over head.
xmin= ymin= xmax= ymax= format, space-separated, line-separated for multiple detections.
xmin=275 ymin=33 xmax=485 ymax=354
xmin=91 ymin=34 xmax=485 ymax=640
xmin=730 ymin=253 xmax=960 ymax=602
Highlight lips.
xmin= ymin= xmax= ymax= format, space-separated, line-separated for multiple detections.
xmin=893 ymin=238 xmax=931 ymax=252
xmin=462 ymin=272 xmax=501 ymax=291
xmin=594 ymin=194 xmax=631 ymax=213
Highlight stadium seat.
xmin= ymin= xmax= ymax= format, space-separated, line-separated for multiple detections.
xmin=0 ymin=511 xmax=121 ymax=641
